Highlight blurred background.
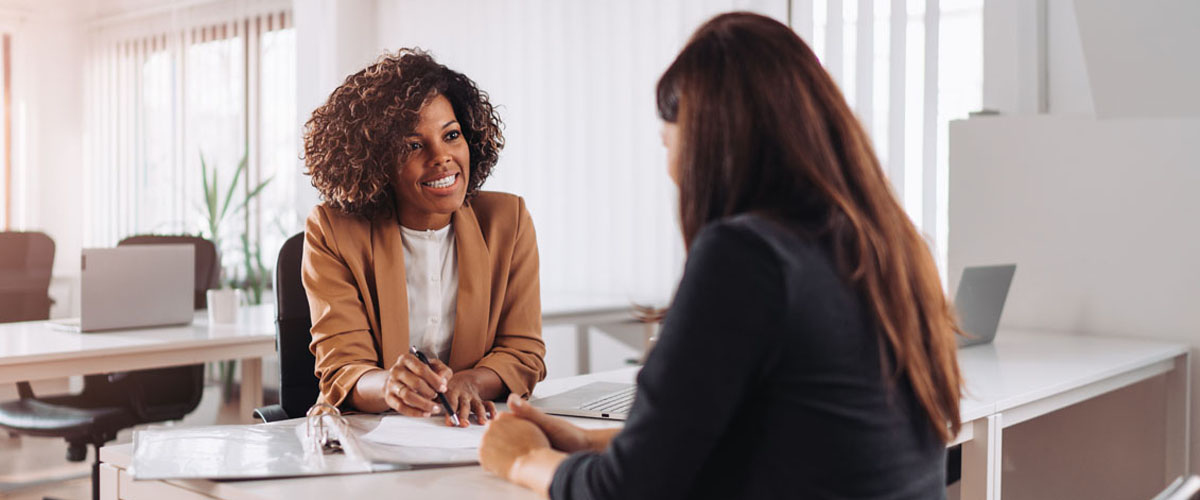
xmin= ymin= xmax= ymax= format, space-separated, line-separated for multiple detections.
xmin=1 ymin=1 xmax=1198 ymax=498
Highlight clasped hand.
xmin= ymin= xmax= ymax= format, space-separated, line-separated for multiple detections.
xmin=480 ymin=394 xmax=613 ymax=491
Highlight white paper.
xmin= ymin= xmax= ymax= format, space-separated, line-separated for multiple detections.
xmin=360 ymin=416 xmax=487 ymax=448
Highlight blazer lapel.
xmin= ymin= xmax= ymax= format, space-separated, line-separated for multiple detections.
xmin=448 ymin=203 xmax=491 ymax=371
xmin=371 ymin=216 xmax=410 ymax=368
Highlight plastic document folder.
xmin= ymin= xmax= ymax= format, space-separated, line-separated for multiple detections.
xmin=131 ymin=413 xmax=481 ymax=481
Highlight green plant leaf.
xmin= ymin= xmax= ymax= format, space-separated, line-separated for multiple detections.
xmin=200 ymin=155 xmax=215 ymax=237
xmin=225 ymin=175 xmax=274 ymax=219
xmin=245 ymin=175 xmax=273 ymax=203
xmin=218 ymin=155 xmax=247 ymax=224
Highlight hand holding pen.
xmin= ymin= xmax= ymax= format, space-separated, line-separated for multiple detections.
xmin=410 ymin=347 xmax=461 ymax=427
xmin=383 ymin=347 xmax=498 ymax=427
xmin=382 ymin=347 xmax=459 ymax=425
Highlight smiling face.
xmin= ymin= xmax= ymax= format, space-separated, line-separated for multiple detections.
xmin=392 ymin=94 xmax=470 ymax=230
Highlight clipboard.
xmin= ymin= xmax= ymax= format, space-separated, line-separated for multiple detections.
xmin=130 ymin=404 xmax=476 ymax=481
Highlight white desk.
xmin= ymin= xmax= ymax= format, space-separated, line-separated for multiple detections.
xmin=542 ymin=293 xmax=648 ymax=374
xmin=952 ymin=330 xmax=1189 ymax=500
xmin=98 ymin=330 xmax=1188 ymax=500
xmin=98 ymin=369 xmax=631 ymax=500
xmin=0 ymin=305 xmax=277 ymax=423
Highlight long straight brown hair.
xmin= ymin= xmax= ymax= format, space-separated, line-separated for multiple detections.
xmin=658 ymin=12 xmax=963 ymax=442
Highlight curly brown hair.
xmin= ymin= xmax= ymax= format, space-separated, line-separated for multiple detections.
xmin=303 ymin=49 xmax=504 ymax=219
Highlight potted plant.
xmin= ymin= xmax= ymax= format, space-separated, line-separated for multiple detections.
xmin=199 ymin=152 xmax=272 ymax=400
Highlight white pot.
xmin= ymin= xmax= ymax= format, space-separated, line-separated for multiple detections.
xmin=206 ymin=289 xmax=244 ymax=324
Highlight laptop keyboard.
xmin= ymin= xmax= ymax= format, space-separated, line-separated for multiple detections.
xmin=579 ymin=386 xmax=638 ymax=414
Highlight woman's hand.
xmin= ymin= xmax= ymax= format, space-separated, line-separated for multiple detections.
xmin=480 ymin=413 xmax=550 ymax=476
xmin=443 ymin=369 xmax=500 ymax=427
xmin=382 ymin=352 xmax=452 ymax=417
xmin=506 ymin=394 xmax=596 ymax=453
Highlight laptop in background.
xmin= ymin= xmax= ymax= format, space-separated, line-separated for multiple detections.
xmin=955 ymin=264 xmax=1017 ymax=348
xmin=50 ymin=245 xmax=195 ymax=332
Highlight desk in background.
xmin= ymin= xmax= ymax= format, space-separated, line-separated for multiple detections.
xmin=0 ymin=305 xmax=276 ymax=424
xmin=952 ymin=330 xmax=1188 ymax=499
xmin=100 ymin=329 xmax=1188 ymax=500
xmin=543 ymin=293 xmax=661 ymax=374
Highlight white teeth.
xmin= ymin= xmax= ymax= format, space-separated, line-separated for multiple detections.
xmin=422 ymin=174 xmax=455 ymax=189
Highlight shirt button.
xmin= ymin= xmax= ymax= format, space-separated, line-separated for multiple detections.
xmin=430 ymin=274 xmax=439 ymax=282
xmin=430 ymin=317 xmax=440 ymax=324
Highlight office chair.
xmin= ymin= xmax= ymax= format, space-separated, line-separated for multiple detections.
xmin=0 ymin=235 xmax=217 ymax=500
xmin=0 ymin=231 xmax=55 ymax=323
xmin=254 ymin=232 xmax=320 ymax=422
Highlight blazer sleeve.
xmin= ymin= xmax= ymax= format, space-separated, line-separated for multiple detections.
xmin=303 ymin=207 xmax=382 ymax=409
xmin=474 ymin=198 xmax=547 ymax=397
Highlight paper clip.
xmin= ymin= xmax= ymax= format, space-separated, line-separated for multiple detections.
xmin=305 ymin=403 xmax=346 ymax=455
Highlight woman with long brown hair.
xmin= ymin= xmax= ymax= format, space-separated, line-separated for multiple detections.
xmin=479 ymin=11 xmax=961 ymax=498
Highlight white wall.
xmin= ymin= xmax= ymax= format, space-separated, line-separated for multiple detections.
xmin=948 ymin=116 xmax=1200 ymax=478
xmin=1044 ymin=0 xmax=1092 ymax=116
xmin=982 ymin=0 xmax=1044 ymax=114
xmin=1072 ymin=0 xmax=1200 ymax=118
xmin=985 ymin=0 xmax=1200 ymax=119
xmin=292 ymin=0 xmax=377 ymax=217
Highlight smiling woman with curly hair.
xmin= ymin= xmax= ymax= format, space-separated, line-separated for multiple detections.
xmin=301 ymin=49 xmax=545 ymax=427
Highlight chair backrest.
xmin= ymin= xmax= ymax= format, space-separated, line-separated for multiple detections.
xmin=118 ymin=235 xmax=220 ymax=309
xmin=0 ymin=231 xmax=56 ymax=323
xmin=276 ymin=232 xmax=320 ymax=418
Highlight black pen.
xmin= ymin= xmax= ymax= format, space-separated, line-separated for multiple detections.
xmin=409 ymin=346 xmax=460 ymax=426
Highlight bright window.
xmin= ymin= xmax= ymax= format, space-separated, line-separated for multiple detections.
xmin=85 ymin=8 xmax=296 ymax=286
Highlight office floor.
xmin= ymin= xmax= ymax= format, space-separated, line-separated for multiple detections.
xmin=0 ymin=383 xmax=247 ymax=500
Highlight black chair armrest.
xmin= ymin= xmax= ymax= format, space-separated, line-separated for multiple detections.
xmin=253 ymin=404 xmax=288 ymax=422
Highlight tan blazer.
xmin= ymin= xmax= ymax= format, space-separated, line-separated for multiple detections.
xmin=302 ymin=192 xmax=546 ymax=408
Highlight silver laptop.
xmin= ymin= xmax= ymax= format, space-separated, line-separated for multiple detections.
xmin=955 ymin=264 xmax=1017 ymax=347
xmin=530 ymin=382 xmax=637 ymax=421
xmin=50 ymin=245 xmax=195 ymax=332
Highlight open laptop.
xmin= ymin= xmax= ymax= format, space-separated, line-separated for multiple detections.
xmin=530 ymin=381 xmax=637 ymax=421
xmin=954 ymin=264 xmax=1017 ymax=347
xmin=49 ymin=245 xmax=195 ymax=332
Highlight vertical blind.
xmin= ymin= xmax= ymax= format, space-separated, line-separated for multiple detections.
xmin=376 ymin=0 xmax=981 ymax=300
xmin=83 ymin=0 xmax=296 ymax=274
xmin=799 ymin=0 xmax=983 ymax=279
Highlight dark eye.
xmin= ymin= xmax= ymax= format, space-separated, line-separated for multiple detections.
xmin=445 ymin=130 xmax=461 ymax=141
xmin=407 ymin=142 xmax=423 ymax=151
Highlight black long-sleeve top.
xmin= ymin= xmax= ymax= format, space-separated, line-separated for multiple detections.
xmin=550 ymin=215 xmax=946 ymax=500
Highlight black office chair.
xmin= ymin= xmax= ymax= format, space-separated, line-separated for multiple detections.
xmin=0 ymin=231 xmax=55 ymax=323
xmin=0 ymin=235 xmax=217 ymax=500
xmin=254 ymin=232 xmax=320 ymax=422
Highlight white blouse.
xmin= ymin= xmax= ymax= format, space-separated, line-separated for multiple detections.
xmin=399 ymin=223 xmax=459 ymax=363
